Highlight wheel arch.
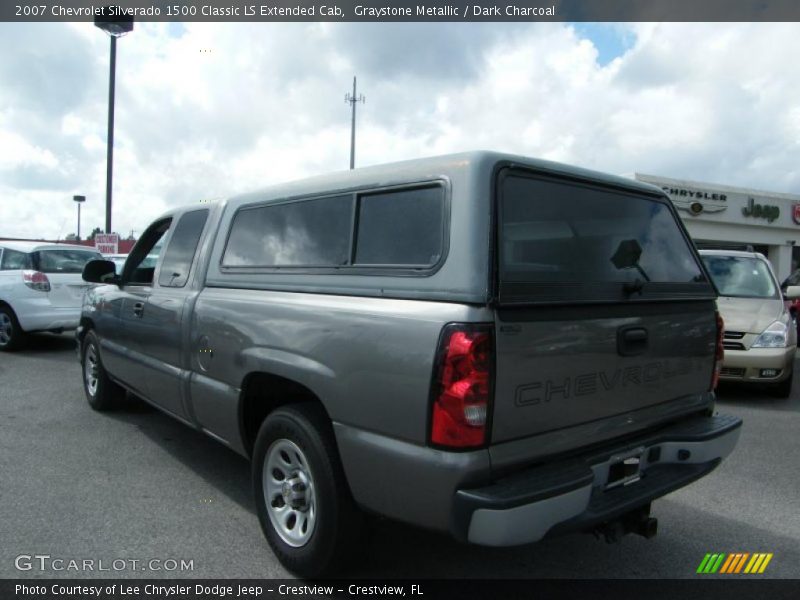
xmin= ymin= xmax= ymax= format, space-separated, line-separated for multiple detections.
xmin=238 ymin=371 xmax=332 ymax=458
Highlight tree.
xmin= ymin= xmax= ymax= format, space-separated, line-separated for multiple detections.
xmin=87 ymin=227 xmax=103 ymax=241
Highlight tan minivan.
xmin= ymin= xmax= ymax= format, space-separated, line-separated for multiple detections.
xmin=700 ymin=249 xmax=800 ymax=397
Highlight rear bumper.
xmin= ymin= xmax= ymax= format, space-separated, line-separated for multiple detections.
xmin=720 ymin=347 xmax=795 ymax=382
xmin=13 ymin=297 xmax=80 ymax=332
xmin=451 ymin=414 xmax=742 ymax=546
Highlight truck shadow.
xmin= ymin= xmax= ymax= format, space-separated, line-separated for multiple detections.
xmin=352 ymin=497 xmax=800 ymax=578
xmin=104 ymin=399 xmax=254 ymax=513
xmin=15 ymin=331 xmax=76 ymax=355
xmin=715 ymin=382 xmax=800 ymax=413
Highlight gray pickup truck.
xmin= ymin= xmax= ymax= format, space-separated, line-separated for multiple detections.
xmin=78 ymin=151 xmax=741 ymax=576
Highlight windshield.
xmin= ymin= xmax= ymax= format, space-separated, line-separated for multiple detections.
xmin=34 ymin=249 xmax=103 ymax=274
xmin=701 ymin=255 xmax=778 ymax=299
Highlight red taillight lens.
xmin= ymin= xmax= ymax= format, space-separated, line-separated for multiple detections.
xmin=711 ymin=311 xmax=725 ymax=390
xmin=430 ymin=324 xmax=493 ymax=449
xmin=22 ymin=270 xmax=51 ymax=292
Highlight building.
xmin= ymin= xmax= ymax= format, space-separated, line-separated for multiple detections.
xmin=634 ymin=174 xmax=800 ymax=282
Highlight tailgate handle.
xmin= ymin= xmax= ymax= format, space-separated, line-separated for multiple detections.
xmin=618 ymin=326 xmax=648 ymax=356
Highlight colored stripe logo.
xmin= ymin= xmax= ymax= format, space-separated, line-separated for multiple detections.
xmin=697 ymin=553 xmax=773 ymax=574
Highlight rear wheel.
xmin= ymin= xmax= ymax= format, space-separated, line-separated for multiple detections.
xmin=0 ymin=305 xmax=25 ymax=351
xmin=770 ymin=371 xmax=793 ymax=399
xmin=252 ymin=403 xmax=364 ymax=577
xmin=81 ymin=331 xmax=125 ymax=411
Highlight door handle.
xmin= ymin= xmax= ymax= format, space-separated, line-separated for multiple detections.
xmin=132 ymin=302 xmax=145 ymax=318
xmin=617 ymin=326 xmax=648 ymax=356
xmin=622 ymin=328 xmax=647 ymax=343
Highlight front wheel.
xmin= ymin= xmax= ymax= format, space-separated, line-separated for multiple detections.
xmin=252 ymin=403 xmax=364 ymax=577
xmin=81 ymin=331 xmax=126 ymax=411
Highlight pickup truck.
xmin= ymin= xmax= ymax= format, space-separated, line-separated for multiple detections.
xmin=78 ymin=151 xmax=742 ymax=576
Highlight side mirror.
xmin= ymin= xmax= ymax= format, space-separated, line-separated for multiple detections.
xmin=82 ymin=259 xmax=118 ymax=284
xmin=784 ymin=285 xmax=800 ymax=300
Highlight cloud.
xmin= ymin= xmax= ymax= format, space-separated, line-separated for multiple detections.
xmin=0 ymin=21 xmax=799 ymax=241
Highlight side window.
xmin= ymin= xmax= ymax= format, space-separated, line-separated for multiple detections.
xmin=223 ymin=195 xmax=352 ymax=267
xmin=354 ymin=187 xmax=444 ymax=266
xmin=158 ymin=209 xmax=209 ymax=287
xmin=124 ymin=219 xmax=171 ymax=285
xmin=1 ymin=249 xmax=31 ymax=270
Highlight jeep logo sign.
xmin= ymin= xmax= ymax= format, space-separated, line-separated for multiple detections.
xmin=742 ymin=197 xmax=780 ymax=223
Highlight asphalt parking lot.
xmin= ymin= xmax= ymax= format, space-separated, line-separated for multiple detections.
xmin=1 ymin=333 xmax=798 ymax=580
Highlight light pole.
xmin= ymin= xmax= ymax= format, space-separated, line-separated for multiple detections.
xmin=344 ymin=76 xmax=365 ymax=170
xmin=73 ymin=195 xmax=85 ymax=239
xmin=95 ymin=10 xmax=133 ymax=234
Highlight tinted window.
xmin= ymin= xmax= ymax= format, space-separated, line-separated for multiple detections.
xmin=702 ymin=255 xmax=778 ymax=299
xmin=499 ymin=173 xmax=709 ymax=303
xmin=0 ymin=249 xmax=31 ymax=270
xmin=355 ymin=187 xmax=444 ymax=266
xmin=35 ymin=249 xmax=101 ymax=273
xmin=158 ymin=210 xmax=209 ymax=287
xmin=223 ymin=196 xmax=352 ymax=267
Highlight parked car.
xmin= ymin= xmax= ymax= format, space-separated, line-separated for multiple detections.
xmin=700 ymin=249 xmax=800 ymax=397
xmin=78 ymin=151 xmax=741 ymax=576
xmin=0 ymin=241 xmax=102 ymax=350
xmin=781 ymin=267 xmax=800 ymax=334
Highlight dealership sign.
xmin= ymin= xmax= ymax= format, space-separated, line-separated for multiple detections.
xmin=793 ymin=204 xmax=800 ymax=225
xmin=94 ymin=233 xmax=119 ymax=254
xmin=742 ymin=197 xmax=780 ymax=223
xmin=660 ymin=186 xmax=727 ymax=216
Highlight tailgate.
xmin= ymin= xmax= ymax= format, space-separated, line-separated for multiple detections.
xmin=491 ymin=168 xmax=718 ymax=444
xmin=492 ymin=302 xmax=716 ymax=442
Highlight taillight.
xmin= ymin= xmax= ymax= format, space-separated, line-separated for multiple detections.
xmin=429 ymin=323 xmax=494 ymax=449
xmin=22 ymin=270 xmax=51 ymax=292
xmin=711 ymin=311 xmax=724 ymax=390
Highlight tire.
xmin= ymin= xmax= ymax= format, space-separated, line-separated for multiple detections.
xmin=0 ymin=305 xmax=26 ymax=351
xmin=81 ymin=330 xmax=126 ymax=411
xmin=252 ymin=403 xmax=364 ymax=577
xmin=770 ymin=371 xmax=793 ymax=399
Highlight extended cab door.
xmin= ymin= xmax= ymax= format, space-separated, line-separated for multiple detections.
xmin=132 ymin=209 xmax=210 ymax=420
xmin=105 ymin=219 xmax=172 ymax=395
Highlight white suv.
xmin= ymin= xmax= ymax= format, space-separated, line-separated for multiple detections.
xmin=0 ymin=241 xmax=101 ymax=350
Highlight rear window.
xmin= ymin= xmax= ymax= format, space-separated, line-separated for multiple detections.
xmin=498 ymin=171 xmax=713 ymax=304
xmin=34 ymin=249 xmax=102 ymax=274
xmin=701 ymin=255 xmax=778 ymax=299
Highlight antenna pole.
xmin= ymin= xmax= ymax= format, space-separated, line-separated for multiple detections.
xmin=344 ymin=76 xmax=365 ymax=170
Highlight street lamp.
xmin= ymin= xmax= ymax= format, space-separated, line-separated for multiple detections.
xmin=73 ymin=195 xmax=85 ymax=239
xmin=95 ymin=9 xmax=133 ymax=234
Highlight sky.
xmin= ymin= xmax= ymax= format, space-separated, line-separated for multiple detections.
xmin=1 ymin=21 xmax=799 ymax=240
